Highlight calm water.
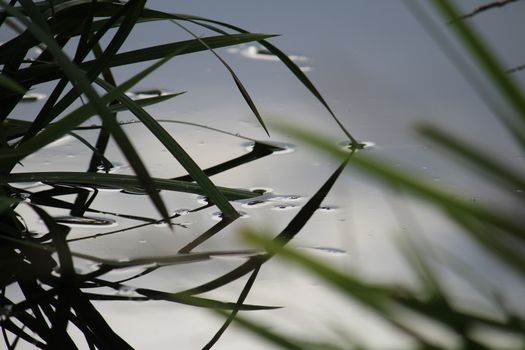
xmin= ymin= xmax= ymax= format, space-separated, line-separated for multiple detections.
xmin=5 ymin=1 xmax=525 ymax=349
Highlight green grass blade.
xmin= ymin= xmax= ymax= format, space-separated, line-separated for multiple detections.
xmin=0 ymin=196 xmax=17 ymax=213
xmin=71 ymin=250 xmax=260 ymax=269
xmin=0 ymin=73 xmax=25 ymax=94
xmin=84 ymin=0 xmax=145 ymax=75
xmin=203 ymin=266 xmax=261 ymax=350
xmin=178 ymin=218 xmax=235 ymax=253
xmin=90 ymin=277 xmax=275 ymax=311
xmin=432 ymin=0 xmax=525 ymax=127
xmin=211 ymin=308 xmax=305 ymax=350
xmin=93 ymin=117 xmax=175 ymax=225
xmin=13 ymin=33 xmax=277 ymax=86
xmin=396 ymin=236 xmax=443 ymax=297
xmin=4 ymin=172 xmax=256 ymax=200
xmin=3 ymin=118 xmax=32 ymax=141
xmin=17 ymin=0 xmax=53 ymax=36
xmin=67 ymin=131 xmax=114 ymax=171
xmin=170 ymin=19 xmax=270 ymax=136
xmin=179 ymin=15 xmax=359 ymax=145
xmin=446 ymin=209 xmax=525 ymax=277
xmin=29 ymin=204 xmax=74 ymax=347
xmin=110 ymin=92 xmax=185 ymax=112
xmin=417 ymin=123 xmax=525 ymax=195
xmin=393 ymin=288 xmax=525 ymax=336
xmin=76 ymin=119 xmax=258 ymax=142
xmin=94 ymin=32 xmax=275 ymax=66
xmin=71 ymin=293 xmax=134 ymax=349
xmin=404 ymin=1 xmax=525 ymax=150
xmin=172 ymin=142 xmax=278 ymax=183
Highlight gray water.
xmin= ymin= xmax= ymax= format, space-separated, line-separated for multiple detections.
xmin=6 ymin=1 xmax=525 ymax=349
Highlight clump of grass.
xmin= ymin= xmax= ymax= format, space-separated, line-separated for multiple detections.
xmin=0 ymin=1 xmax=358 ymax=348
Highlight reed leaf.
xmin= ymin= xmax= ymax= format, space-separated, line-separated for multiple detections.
xmin=3 ymin=172 xmax=256 ymax=200
xmin=431 ymin=0 xmax=525 ymax=127
xmin=0 ymin=73 xmax=24 ymax=94
xmin=416 ymin=123 xmax=525 ymax=197
xmin=12 ymin=33 xmax=276 ymax=86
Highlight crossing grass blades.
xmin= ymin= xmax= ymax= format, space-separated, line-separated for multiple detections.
xmin=0 ymin=0 xmax=360 ymax=349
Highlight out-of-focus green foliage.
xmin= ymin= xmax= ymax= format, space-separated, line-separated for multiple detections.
xmin=233 ymin=1 xmax=525 ymax=349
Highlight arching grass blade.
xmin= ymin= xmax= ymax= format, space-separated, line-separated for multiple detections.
xmin=4 ymin=172 xmax=257 ymax=200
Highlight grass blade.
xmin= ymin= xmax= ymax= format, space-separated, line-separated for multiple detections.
xmin=432 ymin=0 xmax=525 ymax=127
xmin=404 ymin=1 xmax=525 ymax=150
xmin=29 ymin=205 xmax=74 ymax=348
xmin=172 ymin=142 xmax=279 ymax=182
xmin=170 ymin=19 xmax=270 ymax=136
xmin=417 ymin=123 xmax=525 ymax=196
xmin=103 ymin=33 xmax=274 ymax=65
xmin=13 ymin=33 xmax=277 ymax=86
xmin=110 ymin=91 xmax=185 ymax=112
xmin=67 ymin=131 xmax=114 ymax=171
xmin=71 ymin=292 xmax=133 ymax=350
xmin=446 ymin=209 xmax=525 ymax=276
xmin=203 ymin=266 xmax=261 ymax=350
xmin=178 ymin=218 xmax=235 ymax=253
xmin=211 ymin=308 xmax=305 ymax=350
xmin=4 ymin=172 xmax=257 ymax=200
xmin=0 ymin=73 xmax=25 ymax=94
